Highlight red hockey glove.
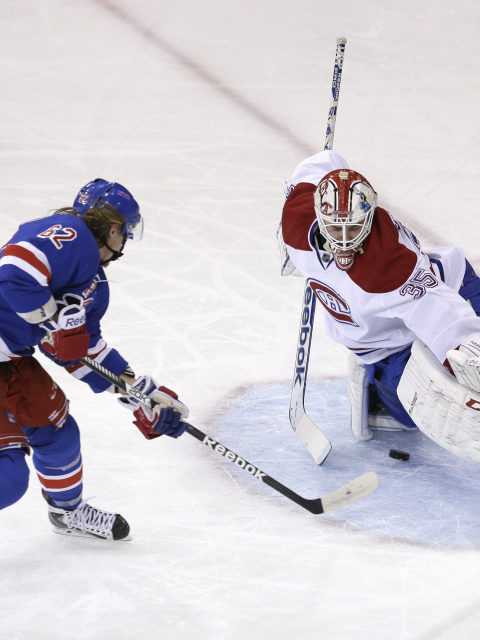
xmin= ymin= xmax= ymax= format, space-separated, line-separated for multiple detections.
xmin=40 ymin=294 xmax=90 ymax=362
xmin=118 ymin=375 xmax=189 ymax=440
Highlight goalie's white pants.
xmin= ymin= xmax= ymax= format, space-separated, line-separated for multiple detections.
xmin=398 ymin=340 xmax=480 ymax=464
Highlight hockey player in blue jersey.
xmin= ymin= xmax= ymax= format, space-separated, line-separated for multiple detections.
xmin=0 ymin=180 xmax=189 ymax=540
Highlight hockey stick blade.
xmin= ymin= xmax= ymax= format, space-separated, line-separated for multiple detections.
xmin=319 ymin=471 xmax=379 ymax=513
xmin=294 ymin=412 xmax=332 ymax=465
xmin=186 ymin=424 xmax=378 ymax=514
xmin=80 ymin=357 xmax=378 ymax=514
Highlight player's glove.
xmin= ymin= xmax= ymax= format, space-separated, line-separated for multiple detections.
xmin=118 ymin=375 xmax=189 ymax=439
xmin=40 ymin=293 xmax=90 ymax=362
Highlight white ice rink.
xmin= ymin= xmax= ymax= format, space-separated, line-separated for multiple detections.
xmin=2 ymin=1 xmax=480 ymax=638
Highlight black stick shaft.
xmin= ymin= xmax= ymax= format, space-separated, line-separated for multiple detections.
xmin=79 ymin=357 xmax=326 ymax=514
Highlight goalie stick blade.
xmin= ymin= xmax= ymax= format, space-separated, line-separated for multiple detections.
xmin=295 ymin=412 xmax=332 ymax=465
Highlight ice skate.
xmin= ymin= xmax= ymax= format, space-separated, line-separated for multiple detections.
xmin=42 ymin=490 xmax=131 ymax=541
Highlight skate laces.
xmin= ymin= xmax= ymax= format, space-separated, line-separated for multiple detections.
xmin=66 ymin=500 xmax=116 ymax=536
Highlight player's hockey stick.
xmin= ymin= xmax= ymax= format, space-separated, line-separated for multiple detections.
xmin=80 ymin=356 xmax=379 ymax=514
xmin=289 ymin=37 xmax=347 ymax=465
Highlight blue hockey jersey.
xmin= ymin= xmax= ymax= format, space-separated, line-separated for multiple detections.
xmin=0 ymin=213 xmax=128 ymax=392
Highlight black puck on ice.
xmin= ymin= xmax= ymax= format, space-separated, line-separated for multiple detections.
xmin=389 ymin=449 xmax=410 ymax=461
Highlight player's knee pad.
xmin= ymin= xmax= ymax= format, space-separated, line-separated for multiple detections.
xmin=0 ymin=449 xmax=30 ymax=509
xmin=24 ymin=415 xmax=81 ymax=467
xmin=25 ymin=416 xmax=83 ymax=506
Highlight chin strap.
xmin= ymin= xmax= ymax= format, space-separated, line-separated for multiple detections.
xmin=100 ymin=235 xmax=127 ymax=265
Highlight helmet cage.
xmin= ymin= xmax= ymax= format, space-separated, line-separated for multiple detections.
xmin=314 ymin=169 xmax=377 ymax=253
xmin=73 ymin=179 xmax=143 ymax=241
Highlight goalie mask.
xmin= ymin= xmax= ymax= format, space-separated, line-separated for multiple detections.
xmin=314 ymin=169 xmax=377 ymax=270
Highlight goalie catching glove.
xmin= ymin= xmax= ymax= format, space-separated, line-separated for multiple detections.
xmin=447 ymin=333 xmax=480 ymax=394
xmin=40 ymin=293 xmax=90 ymax=362
xmin=118 ymin=375 xmax=189 ymax=439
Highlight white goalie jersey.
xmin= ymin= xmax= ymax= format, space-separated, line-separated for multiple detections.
xmin=281 ymin=151 xmax=480 ymax=366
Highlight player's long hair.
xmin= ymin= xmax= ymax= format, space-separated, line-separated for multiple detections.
xmin=54 ymin=205 xmax=126 ymax=248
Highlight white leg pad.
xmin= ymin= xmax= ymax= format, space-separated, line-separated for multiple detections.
xmin=348 ymin=353 xmax=373 ymax=440
xmin=348 ymin=353 xmax=413 ymax=440
xmin=368 ymin=410 xmax=411 ymax=431
xmin=398 ymin=340 xmax=480 ymax=464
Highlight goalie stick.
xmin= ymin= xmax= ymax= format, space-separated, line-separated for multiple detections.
xmin=80 ymin=356 xmax=379 ymax=514
xmin=289 ymin=37 xmax=347 ymax=465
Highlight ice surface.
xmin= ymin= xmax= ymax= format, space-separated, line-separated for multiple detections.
xmin=2 ymin=1 xmax=480 ymax=639
xmin=216 ymin=379 xmax=480 ymax=549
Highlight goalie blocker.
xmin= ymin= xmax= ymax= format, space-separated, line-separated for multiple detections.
xmin=397 ymin=340 xmax=480 ymax=465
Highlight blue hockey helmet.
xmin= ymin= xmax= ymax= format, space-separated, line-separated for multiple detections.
xmin=73 ymin=179 xmax=143 ymax=240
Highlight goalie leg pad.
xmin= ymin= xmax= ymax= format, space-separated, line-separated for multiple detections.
xmin=397 ymin=340 xmax=480 ymax=464
xmin=348 ymin=353 xmax=372 ymax=440
xmin=348 ymin=354 xmax=414 ymax=440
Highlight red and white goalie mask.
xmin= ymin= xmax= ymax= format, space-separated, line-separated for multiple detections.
xmin=314 ymin=169 xmax=377 ymax=270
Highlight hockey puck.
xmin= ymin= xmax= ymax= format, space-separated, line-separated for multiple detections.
xmin=389 ymin=449 xmax=410 ymax=461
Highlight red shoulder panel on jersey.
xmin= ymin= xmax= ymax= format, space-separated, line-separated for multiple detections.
xmin=1 ymin=244 xmax=52 ymax=283
xmin=282 ymin=183 xmax=316 ymax=251
xmin=348 ymin=208 xmax=417 ymax=293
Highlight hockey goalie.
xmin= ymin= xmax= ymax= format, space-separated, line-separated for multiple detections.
xmin=279 ymin=149 xmax=480 ymax=464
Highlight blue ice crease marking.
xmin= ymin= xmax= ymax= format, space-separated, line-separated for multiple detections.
xmin=213 ymin=378 xmax=480 ymax=549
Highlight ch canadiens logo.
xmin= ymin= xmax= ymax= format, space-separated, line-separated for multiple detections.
xmin=308 ymin=279 xmax=358 ymax=326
